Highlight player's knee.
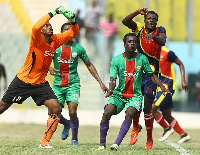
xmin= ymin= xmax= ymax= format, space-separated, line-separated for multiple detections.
xmin=68 ymin=109 xmax=76 ymax=118
xmin=126 ymin=110 xmax=135 ymax=120
xmin=52 ymin=104 xmax=62 ymax=114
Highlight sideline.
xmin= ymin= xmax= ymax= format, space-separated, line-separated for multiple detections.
xmin=165 ymin=140 xmax=191 ymax=155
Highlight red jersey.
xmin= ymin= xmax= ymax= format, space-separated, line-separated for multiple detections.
xmin=17 ymin=14 xmax=79 ymax=85
xmin=133 ymin=22 xmax=166 ymax=74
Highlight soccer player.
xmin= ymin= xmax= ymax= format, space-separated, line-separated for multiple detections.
xmin=122 ymin=8 xmax=167 ymax=149
xmin=0 ymin=7 xmax=79 ymax=148
xmin=48 ymin=22 xmax=109 ymax=145
xmin=152 ymin=47 xmax=190 ymax=143
xmin=97 ymin=33 xmax=171 ymax=151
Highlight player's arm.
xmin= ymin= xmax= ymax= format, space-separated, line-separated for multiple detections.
xmin=144 ymin=31 xmax=166 ymax=46
xmin=48 ymin=66 xmax=59 ymax=75
xmin=105 ymin=77 xmax=116 ymax=98
xmin=84 ymin=60 xmax=109 ymax=94
xmin=149 ymin=74 xmax=171 ymax=96
xmin=31 ymin=7 xmax=64 ymax=40
xmin=174 ymin=58 xmax=189 ymax=92
xmin=152 ymin=33 xmax=166 ymax=46
xmin=122 ymin=8 xmax=148 ymax=31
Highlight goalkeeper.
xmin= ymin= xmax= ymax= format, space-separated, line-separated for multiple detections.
xmin=0 ymin=6 xmax=79 ymax=148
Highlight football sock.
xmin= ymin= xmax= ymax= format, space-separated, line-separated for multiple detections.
xmin=70 ymin=118 xmax=79 ymax=141
xmin=59 ymin=114 xmax=70 ymax=126
xmin=100 ymin=121 xmax=109 ymax=147
xmin=114 ymin=119 xmax=132 ymax=145
xmin=144 ymin=112 xmax=154 ymax=141
xmin=170 ymin=119 xmax=185 ymax=135
xmin=41 ymin=114 xmax=60 ymax=146
xmin=155 ymin=113 xmax=169 ymax=129
xmin=132 ymin=104 xmax=142 ymax=130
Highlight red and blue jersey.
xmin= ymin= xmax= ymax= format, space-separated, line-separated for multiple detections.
xmin=157 ymin=47 xmax=178 ymax=92
xmin=133 ymin=22 xmax=166 ymax=74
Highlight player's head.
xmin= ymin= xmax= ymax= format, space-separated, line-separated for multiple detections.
xmin=144 ymin=11 xmax=158 ymax=30
xmin=123 ymin=33 xmax=137 ymax=53
xmin=41 ymin=21 xmax=53 ymax=37
xmin=61 ymin=22 xmax=71 ymax=33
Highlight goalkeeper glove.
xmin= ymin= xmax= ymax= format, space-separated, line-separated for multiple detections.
xmin=55 ymin=6 xmax=68 ymax=14
xmin=63 ymin=11 xmax=76 ymax=24
xmin=49 ymin=6 xmax=67 ymax=17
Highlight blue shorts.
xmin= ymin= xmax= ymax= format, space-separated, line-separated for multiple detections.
xmin=141 ymin=74 xmax=157 ymax=99
xmin=153 ymin=90 xmax=175 ymax=111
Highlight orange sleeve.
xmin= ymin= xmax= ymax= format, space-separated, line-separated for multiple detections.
xmin=53 ymin=23 xmax=80 ymax=48
xmin=31 ymin=14 xmax=51 ymax=42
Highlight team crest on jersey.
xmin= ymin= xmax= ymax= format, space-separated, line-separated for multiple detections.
xmin=72 ymin=52 xmax=77 ymax=58
xmin=137 ymin=66 xmax=141 ymax=70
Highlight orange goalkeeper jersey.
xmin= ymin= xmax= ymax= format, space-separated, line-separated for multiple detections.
xmin=17 ymin=14 xmax=79 ymax=85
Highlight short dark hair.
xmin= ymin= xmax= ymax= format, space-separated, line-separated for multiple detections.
xmin=61 ymin=22 xmax=70 ymax=31
xmin=144 ymin=11 xmax=159 ymax=21
xmin=123 ymin=33 xmax=136 ymax=43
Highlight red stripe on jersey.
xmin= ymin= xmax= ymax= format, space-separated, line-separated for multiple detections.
xmin=59 ymin=46 xmax=71 ymax=86
xmin=140 ymin=28 xmax=161 ymax=60
xmin=160 ymin=50 xmax=173 ymax=78
xmin=122 ymin=56 xmax=136 ymax=98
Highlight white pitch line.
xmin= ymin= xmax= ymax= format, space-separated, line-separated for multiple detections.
xmin=165 ymin=140 xmax=191 ymax=155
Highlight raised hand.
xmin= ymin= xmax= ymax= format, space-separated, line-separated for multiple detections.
xmin=55 ymin=6 xmax=68 ymax=14
xmin=138 ymin=8 xmax=148 ymax=15
xmin=63 ymin=11 xmax=76 ymax=23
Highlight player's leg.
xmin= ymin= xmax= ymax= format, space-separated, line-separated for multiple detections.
xmin=32 ymin=81 xmax=62 ymax=148
xmin=68 ymin=101 xmax=79 ymax=145
xmin=98 ymin=95 xmax=120 ymax=150
xmin=162 ymin=108 xmax=190 ymax=143
xmin=0 ymin=76 xmax=29 ymax=114
xmin=152 ymin=92 xmax=174 ymax=141
xmin=66 ymin=83 xmax=80 ymax=145
xmin=52 ymin=86 xmax=70 ymax=140
xmin=0 ymin=101 xmax=12 ymax=114
xmin=40 ymin=99 xmax=62 ymax=148
xmin=111 ymin=107 xmax=136 ymax=151
xmin=143 ymin=95 xmax=154 ymax=149
xmin=130 ymin=104 xmax=142 ymax=145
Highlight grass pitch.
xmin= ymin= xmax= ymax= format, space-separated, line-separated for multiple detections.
xmin=0 ymin=124 xmax=199 ymax=155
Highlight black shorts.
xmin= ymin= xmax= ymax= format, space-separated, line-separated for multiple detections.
xmin=2 ymin=76 xmax=57 ymax=106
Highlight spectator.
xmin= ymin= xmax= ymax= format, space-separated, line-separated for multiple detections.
xmin=84 ymin=0 xmax=104 ymax=56
xmin=98 ymin=13 xmax=118 ymax=72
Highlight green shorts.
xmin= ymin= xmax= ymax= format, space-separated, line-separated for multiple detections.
xmin=106 ymin=94 xmax=143 ymax=115
xmin=52 ymin=83 xmax=80 ymax=107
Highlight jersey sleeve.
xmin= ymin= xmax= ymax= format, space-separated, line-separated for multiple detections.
xmin=31 ymin=14 xmax=51 ymax=43
xmin=109 ymin=59 xmax=118 ymax=78
xmin=143 ymin=55 xmax=153 ymax=75
xmin=132 ymin=22 xmax=144 ymax=36
xmin=54 ymin=23 xmax=80 ymax=49
xmin=158 ymin=26 xmax=167 ymax=36
xmin=168 ymin=50 xmax=178 ymax=62
xmin=79 ymin=46 xmax=89 ymax=62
